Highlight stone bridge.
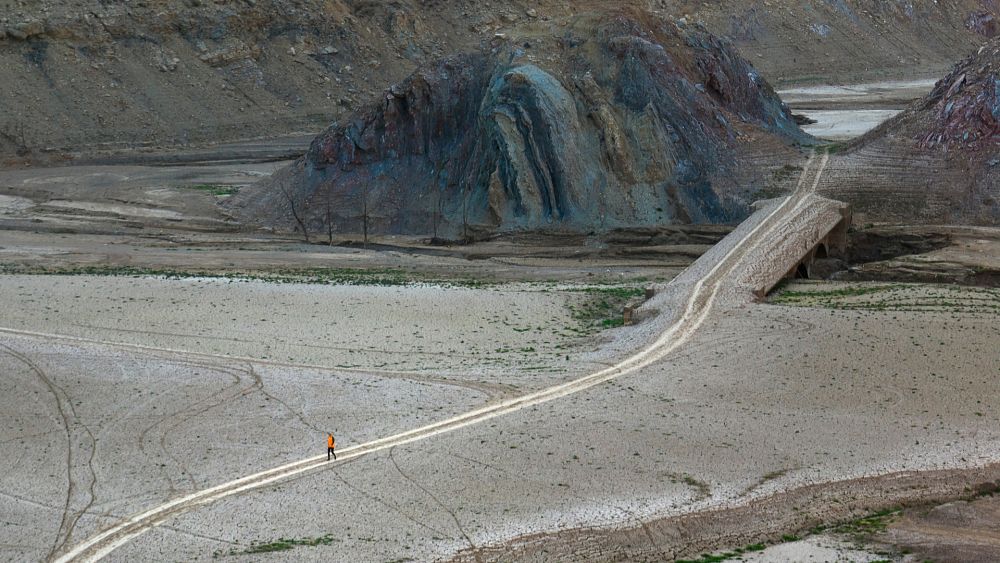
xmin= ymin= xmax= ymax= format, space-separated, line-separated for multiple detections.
xmin=741 ymin=194 xmax=852 ymax=300
xmin=624 ymin=194 xmax=852 ymax=324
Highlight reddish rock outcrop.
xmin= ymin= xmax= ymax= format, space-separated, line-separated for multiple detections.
xmin=817 ymin=41 xmax=1000 ymax=226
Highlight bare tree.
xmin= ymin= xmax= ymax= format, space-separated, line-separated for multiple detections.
xmin=431 ymin=158 xmax=449 ymax=241
xmin=360 ymin=181 xmax=371 ymax=248
xmin=323 ymin=173 xmax=344 ymax=246
xmin=277 ymin=177 xmax=310 ymax=243
xmin=461 ymin=184 xmax=470 ymax=243
xmin=0 ymin=121 xmax=30 ymax=157
xmin=325 ymin=184 xmax=335 ymax=246
xmin=341 ymin=180 xmax=375 ymax=249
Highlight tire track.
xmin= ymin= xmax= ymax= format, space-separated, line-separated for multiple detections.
xmin=388 ymin=446 xmax=480 ymax=557
xmin=0 ymin=344 xmax=75 ymax=558
xmin=245 ymin=363 xmax=325 ymax=434
xmin=0 ymin=327 xmax=519 ymax=401
xmin=54 ymin=152 xmax=830 ymax=562
xmin=0 ymin=343 xmax=98 ymax=562
xmin=134 ymin=362 xmax=245 ymax=494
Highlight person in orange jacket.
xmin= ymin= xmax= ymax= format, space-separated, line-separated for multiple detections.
xmin=327 ymin=432 xmax=336 ymax=461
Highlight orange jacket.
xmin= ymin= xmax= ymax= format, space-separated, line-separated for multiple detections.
xmin=328 ymin=435 xmax=335 ymax=448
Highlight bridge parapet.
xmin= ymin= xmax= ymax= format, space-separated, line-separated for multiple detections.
xmin=630 ymin=195 xmax=850 ymax=326
xmin=737 ymin=195 xmax=851 ymax=300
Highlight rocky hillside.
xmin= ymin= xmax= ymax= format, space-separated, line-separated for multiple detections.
xmin=227 ymin=10 xmax=808 ymax=238
xmin=1 ymin=0 xmax=997 ymax=161
xmin=675 ymin=0 xmax=1000 ymax=87
xmin=817 ymin=40 xmax=1000 ymax=226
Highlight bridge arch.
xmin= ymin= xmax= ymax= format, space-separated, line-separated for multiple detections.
xmin=815 ymin=243 xmax=829 ymax=260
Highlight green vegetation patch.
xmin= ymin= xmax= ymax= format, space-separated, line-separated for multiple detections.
xmin=0 ymin=264 xmax=495 ymax=288
xmin=824 ymin=142 xmax=847 ymax=154
xmin=833 ymin=508 xmax=902 ymax=541
xmin=771 ymin=282 xmax=1000 ymax=314
xmin=674 ymin=507 xmax=903 ymax=563
xmin=771 ymin=283 xmax=897 ymax=306
xmin=183 ymin=184 xmax=240 ymax=197
xmin=675 ymin=543 xmax=766 ymax=563
xmin=213 ymin=534 xmax=338 ymax=558
xmin=566 ymin=286 xmax=645 ymax=334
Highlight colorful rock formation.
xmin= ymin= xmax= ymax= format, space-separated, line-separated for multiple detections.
xmin=232 ymin=11 xmax=808 ymax=238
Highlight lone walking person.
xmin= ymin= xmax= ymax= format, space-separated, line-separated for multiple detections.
xmin=327 ymin=432 xmax=337 ymax=461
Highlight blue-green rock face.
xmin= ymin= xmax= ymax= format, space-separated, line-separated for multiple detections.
xmin=239 ymin=12 xmax=809 ymax=238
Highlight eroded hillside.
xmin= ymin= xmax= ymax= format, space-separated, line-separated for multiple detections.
xmin=1 ymin=0 xmax=997 ymax=160
xmin=818 ymin=39 xmax=1000 ymax=225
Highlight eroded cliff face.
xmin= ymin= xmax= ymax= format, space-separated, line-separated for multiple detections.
xmin=231 ymin=11 xmax=808 ymax=237
xmin=817 ymin=41 xmax=1000 ymax=227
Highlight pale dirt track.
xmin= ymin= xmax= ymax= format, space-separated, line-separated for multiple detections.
xmin=51 ymin=153 xmax=831 ymax=562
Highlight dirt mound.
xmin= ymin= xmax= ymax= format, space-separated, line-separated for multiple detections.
xmin=228 ymin=10 xmax=807 ymax=238
xmin=817 ymin=41 xmax=1000 ymax=226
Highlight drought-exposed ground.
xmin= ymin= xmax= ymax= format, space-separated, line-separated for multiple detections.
xmin=779 ymin=79 xmax=938 ymax=141
xmin=20 ymin=255 xmax=999 ymax=562
xmin=2 ymin=142 xmax=999 ymax=562
xmin=3 ymin=7 xmax=1000 ymax=562
xmin=816 ymin=40 xmax=1000 ymax=227
xmin=0 ymin=274 xmax=636 ymax=382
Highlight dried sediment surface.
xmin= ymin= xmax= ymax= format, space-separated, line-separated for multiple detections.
xmin=38 ymin=181 xmax=997 ymax=561
xmin=0 ymin=331 xmax=493 ymax=563
xmin=778 ymin=79 xmax=939 ymax=110
xmin=93 ymin=290 xmax=1000 ymax=562
xmin=838 ymin=225 xmax=1000 ymax=286
xmin=457 ymin=464 xmax=1000 ymax=562
xmin=0 ymin=274 xmax=613 ymax=385
xmin=879 ymin=494 xmax=1000 ymax=561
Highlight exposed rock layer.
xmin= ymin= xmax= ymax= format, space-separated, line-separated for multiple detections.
xmin=1 ymin=0 xmax=998 ymax=160
xmin=230 ymin=11 xmax=807 ymax=237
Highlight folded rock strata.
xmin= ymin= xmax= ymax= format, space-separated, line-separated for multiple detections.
xmin=230 ymin=11 xmax=809 ymax=237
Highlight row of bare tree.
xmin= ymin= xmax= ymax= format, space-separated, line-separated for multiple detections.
xmin=276 ymin=162 xmax=473 ymax=246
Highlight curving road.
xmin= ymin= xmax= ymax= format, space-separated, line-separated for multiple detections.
xmin=54 ymin=151 xmax=829 ymax=563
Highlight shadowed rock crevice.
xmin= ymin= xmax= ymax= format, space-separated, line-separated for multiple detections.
xmin=229 ymin=11 xmax=809 ymax=238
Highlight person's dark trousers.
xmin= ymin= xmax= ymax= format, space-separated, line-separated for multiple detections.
xmin=328 ymin=447 xmax=336 ymax=460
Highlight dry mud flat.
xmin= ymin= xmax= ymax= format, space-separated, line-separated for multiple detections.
xmin=778 ymin=79 xmax=937 ymax=142
xmin=0 ymin=274 xmax=612 ymax=383
xmin=777 ymin=80 xmax=938 ymax=110
xmin=0 ymin=273 xmax=637 ymax=563
xmin=0 ymin=330 xmax=492 ymax=563
xmin=68 ymin=282 xmax=1000 ymax=562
